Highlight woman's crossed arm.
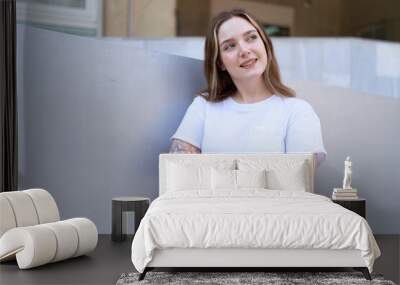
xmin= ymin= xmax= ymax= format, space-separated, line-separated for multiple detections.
xmin=169 ymin=139 xmax=201 ymax=154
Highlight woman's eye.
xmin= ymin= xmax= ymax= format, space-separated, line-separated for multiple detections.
xmin=223 ymin=43 xmax=236 ymax=51
xmin=248 ymin=34 xmax=258 ymax=41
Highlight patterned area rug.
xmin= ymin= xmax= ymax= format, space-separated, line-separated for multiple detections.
xmin=116 ymin=271 xmax=396 ymax=285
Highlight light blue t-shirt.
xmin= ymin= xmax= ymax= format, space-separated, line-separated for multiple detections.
xmin=171 ymin=95 xmax=326 ymax=157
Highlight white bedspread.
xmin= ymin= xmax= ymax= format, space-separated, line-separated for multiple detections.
xmin=131 ymin=190 xmax=380 ymax=273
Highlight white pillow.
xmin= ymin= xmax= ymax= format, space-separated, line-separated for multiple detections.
xmin=211 ymin=168 xmax=236 ymax=190
xmin=211 ymin=169 xmax=268 ymax=190
xmin=266 ymin=162 xmax=309 ymax=191
xmin=166 ymin=159 xmax=236 ymax=192
xmin=167 ymin=162 xmax=211 ymax=191
xmin=236 ymin=169 xmax=268 ymax=188
xmin=238 ymin=159 xmax=310 ymax=191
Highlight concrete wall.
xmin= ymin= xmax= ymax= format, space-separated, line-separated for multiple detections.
xmin=17 ymin=25 xmax=400 ymax=234
xmin=290 ymin=80 xmax=400 ymax=234
xmin=17 ymin=25 xmax=204 ymax=233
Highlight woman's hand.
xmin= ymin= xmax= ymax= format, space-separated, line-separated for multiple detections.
xmin=169 ymin=139 xmax=201 ymax=154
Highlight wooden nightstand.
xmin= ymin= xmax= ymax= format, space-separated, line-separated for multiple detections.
xmin=332 ymin=198 xmax=366 ymax=218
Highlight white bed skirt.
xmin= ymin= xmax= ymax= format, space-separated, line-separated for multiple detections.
xmin=148 ymin=248 xmax=366 ymax=268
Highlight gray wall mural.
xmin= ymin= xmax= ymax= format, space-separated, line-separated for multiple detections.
xmin=17 ymin=25 xmax=399 ymax=234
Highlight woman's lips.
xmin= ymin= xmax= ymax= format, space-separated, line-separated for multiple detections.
xmin=240 ymin=58 xmax=257 ymax=68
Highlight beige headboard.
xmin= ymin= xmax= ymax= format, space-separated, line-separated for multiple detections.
xmin=159 ymin=153 xmax=316 ymax=195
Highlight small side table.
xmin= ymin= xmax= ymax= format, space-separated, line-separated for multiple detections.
xmin=332 ymin=198 xmax=366 ymax=218
xmin=112 ymin=196 xmax=150 ymax=242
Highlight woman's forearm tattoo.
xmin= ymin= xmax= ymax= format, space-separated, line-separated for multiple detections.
xmin=169 ymin=139 xmax=201 ymax=154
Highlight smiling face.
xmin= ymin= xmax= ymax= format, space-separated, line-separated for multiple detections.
xmin=217 ymin=16 xmax=268 ymax=82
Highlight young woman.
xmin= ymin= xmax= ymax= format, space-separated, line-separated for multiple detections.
xmin=169 ymin=9 xmax=326 ymax=165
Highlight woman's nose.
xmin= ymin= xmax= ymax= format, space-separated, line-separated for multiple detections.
xmin=238 ymin=43 xmax=251 ymax=57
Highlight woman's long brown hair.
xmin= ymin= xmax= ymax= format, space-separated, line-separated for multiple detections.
xmin=200 ymin=9 xmax=295 ymax=102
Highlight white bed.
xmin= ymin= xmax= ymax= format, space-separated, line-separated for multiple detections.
xmin=131 ymin=153 xmax=380 ymax=280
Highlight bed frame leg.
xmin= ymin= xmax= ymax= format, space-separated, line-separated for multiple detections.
xmin=354 ymin=267 xmax=371 ymax=280
xmin=138 ymin=268 xmax=148 ymax=281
